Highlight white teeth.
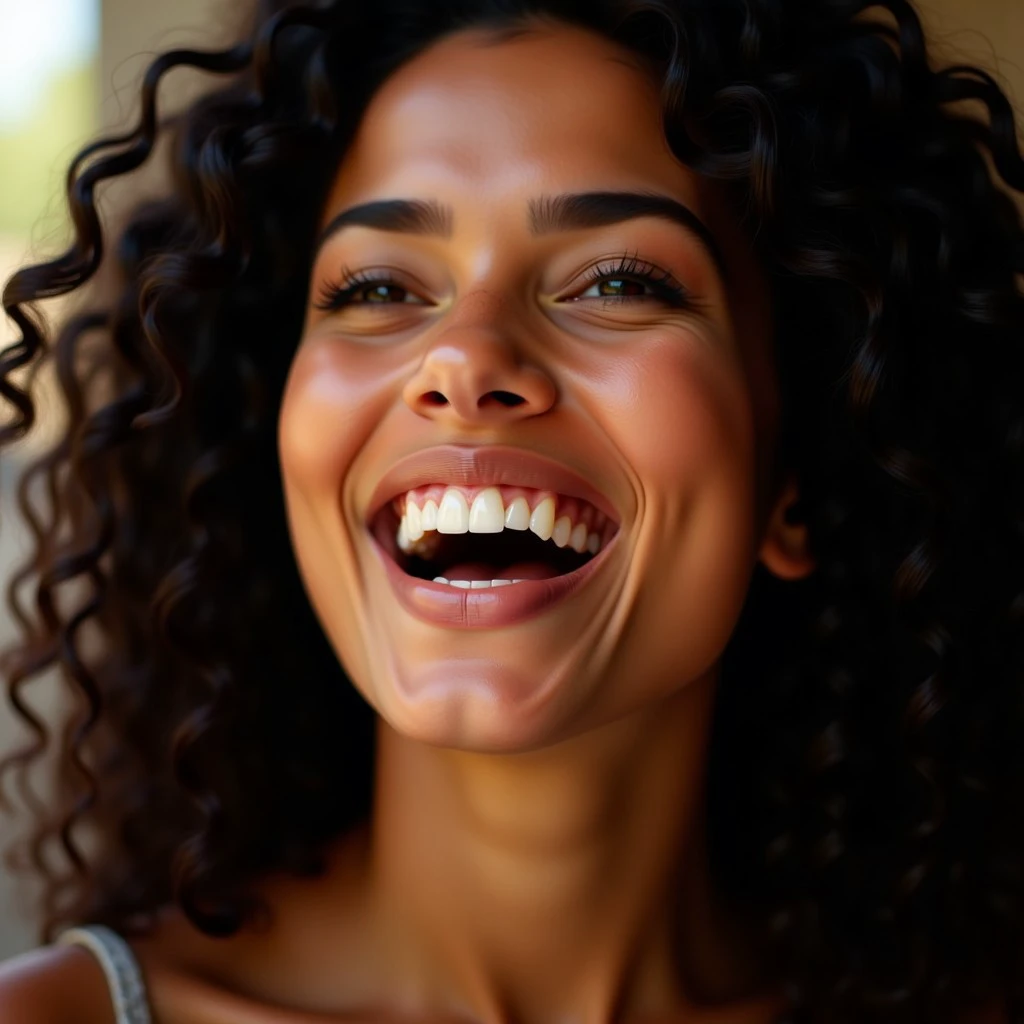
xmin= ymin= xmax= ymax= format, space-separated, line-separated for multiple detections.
xmin=504 ymin=496 xmax=531 ymax=530
xmin=551 ymin=515 xmax=572 ymax=548
xmin=529 ymin=496 xmax=555 ymax=541
xmin=433 ymin=577 xmax=527 ymax=587
xmin=395 ymin=489 xmax=609 ymax=556
xmin=570 ymin=522 xmax=588 ymax=553
xmin=405 ymin=497 xmax=423 ymax=541
xmin=421 ymin=499 xmax=438 ymax=531
xmin=436 ymin=488 xmax=470 ymax=533
xmin=397 ymin=518 xmax=412 ymax=552
xmin=468 ymin=487 xmax=505 ymax=533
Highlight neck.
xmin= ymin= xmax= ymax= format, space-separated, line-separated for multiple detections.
xmin=356 ymin=670 xmax=774 ymax=1024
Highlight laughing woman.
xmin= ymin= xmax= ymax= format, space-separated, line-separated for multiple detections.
xmin=0 ymin=0 xmax=1023 ymax=1022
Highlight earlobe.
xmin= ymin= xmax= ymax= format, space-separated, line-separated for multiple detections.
xmin=758 ymin=475 xmax=816 ymax=581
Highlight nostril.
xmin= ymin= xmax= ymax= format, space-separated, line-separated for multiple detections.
xmin=485 ymin=391 xmax=526 ymax=408
xmin=423 ymin=391 xmax=447 ymax=406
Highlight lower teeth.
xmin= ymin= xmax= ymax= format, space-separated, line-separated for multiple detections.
xmin=433 ymin=577 xmax=529 ymax=588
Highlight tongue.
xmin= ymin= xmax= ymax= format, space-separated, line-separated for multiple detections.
xmin=441 ymin=560 xmax=561 ymax=582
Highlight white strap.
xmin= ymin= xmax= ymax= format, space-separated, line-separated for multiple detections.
xmin=57 ymin=925 xmax=153 ymax=1024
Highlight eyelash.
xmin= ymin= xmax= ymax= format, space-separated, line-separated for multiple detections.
xmin=575 ymin=253 xmax=691 ymax=307
xmin=312 ymin=253 xmax=693 ymax=311
xmin=313 ymin=267 xmax=405 ymax=311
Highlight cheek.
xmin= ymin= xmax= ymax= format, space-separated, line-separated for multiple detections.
xmin=278 ymin=334 xmax=401 ymax=503
xmin=581 ymin=333 xmax=756 ymax=495
xmin=277 ymin=335 xmax=403 ymax=695
xmin=577 ymin=333 xmax=760 ymax=686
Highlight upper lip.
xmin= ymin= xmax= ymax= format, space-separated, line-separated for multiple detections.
xmin=366 ymin=444 xmax=622 ymax=526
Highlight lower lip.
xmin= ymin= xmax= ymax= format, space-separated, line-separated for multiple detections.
xmin=368 ymin=531 xmax=618 ymax=629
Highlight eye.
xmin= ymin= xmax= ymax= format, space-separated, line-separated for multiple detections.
xmin=567 ymin=253 xmax=693 ymax=308
xmin=313 ymin=266 xmax=427 ymax=312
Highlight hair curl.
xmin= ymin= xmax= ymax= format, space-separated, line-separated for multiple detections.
xmin=1 ymin=0 xmax=1023 ymax=1021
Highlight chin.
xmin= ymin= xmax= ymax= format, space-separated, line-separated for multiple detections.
xmin=372 ymin=656 xmax=585 ymax=754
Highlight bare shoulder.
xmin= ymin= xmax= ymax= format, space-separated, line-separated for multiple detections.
xmin=0 ymin=943 xmax=115 ymax=1024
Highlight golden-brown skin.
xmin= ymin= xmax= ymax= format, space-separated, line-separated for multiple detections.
xmin=1 ymin=18 xmax=1001 ymax=1024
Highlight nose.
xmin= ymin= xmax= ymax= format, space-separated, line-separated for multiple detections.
xmin=402 ymin=293 xmax=557 ymax=426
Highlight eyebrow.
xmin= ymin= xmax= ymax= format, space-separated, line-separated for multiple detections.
xmin=315 ymin=190 xmax=729 ymax=282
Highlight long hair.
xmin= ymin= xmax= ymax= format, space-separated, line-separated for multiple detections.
xmin=2 ymin=1 xmax=1022 ymax=1021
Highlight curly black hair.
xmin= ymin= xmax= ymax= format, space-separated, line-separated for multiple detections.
xmin=1 ymin=0 xmax=1022 ymax=1021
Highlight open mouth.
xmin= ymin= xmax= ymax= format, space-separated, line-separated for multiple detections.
xmin=368 ymin=485 xmax=620 ymax=588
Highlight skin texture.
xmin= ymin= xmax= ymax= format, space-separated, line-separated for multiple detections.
xmin=269 ymin=19 xmax=810 ymax=1024
xmin=0 ymin=18 xmax=1016 ymax=1024
xmin=0 ymin=18 xmax=830 ymax=1024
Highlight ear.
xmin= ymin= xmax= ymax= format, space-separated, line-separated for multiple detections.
xmin=758 ymin=474 xmax=815 ymax=581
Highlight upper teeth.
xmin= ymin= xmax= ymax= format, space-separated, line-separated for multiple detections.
xmin=393 ymin=485 xmax=611 ymax=558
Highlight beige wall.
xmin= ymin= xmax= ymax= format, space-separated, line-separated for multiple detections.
xmin=100 ymin=0 xmax=238 ymax=133
xmin=0 ymin=0 xmax=1022 ymax=960
xmin=919 ymin=0 xmax=1024 ymax=131
xmin=920 ymin=0 xmax=1024 ymax=215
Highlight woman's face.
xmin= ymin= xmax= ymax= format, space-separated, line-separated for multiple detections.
xmin=278 ymin=20 xmax=809 ymax=752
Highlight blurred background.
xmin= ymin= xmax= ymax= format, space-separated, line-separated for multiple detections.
xmin=0 ymin=0 xmax=1021 ymax=960
xmin=0 ymin=0 xmax=237 ymax=958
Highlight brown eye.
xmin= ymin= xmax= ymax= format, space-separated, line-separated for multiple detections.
xmin=361 ymin=284 xmax=410 ymax=303
xmin=564 ymin=254 xmax=693 ymax=308
xmin=314 ymin=269 xmax=425 ymax=312
xmin=586 ymin=278 xmax=648 ymax=299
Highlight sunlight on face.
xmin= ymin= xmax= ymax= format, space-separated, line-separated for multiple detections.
xmin=278 ymin=20 xmax=785 ymax=752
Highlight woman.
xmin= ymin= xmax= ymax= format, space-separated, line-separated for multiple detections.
xmin=0 ymin=0 xmax=1021 ymax=1021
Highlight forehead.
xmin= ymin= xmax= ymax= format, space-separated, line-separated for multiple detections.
xmin=321 ymin=22 xmax=700 ymax=218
